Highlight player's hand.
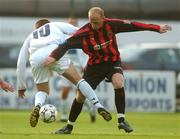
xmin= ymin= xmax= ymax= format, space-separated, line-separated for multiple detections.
xmin=43 ymin=56 xmax=56 ymax=67
xmin=159 ymin=24 xmax=172 ymax=33
xmin=0 ymin=81 xmax=15 ymax=92
xmin=18 ymin=89 xmax=26 ymax=98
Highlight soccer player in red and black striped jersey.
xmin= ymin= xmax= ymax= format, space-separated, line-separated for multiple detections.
xmin=44 ymin=7 xmax=171 ymax=134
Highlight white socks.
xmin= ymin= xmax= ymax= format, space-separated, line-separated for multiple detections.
xmin=76 ymin=79 xmax=103 ymax=109
xmin=35 ymin=91 xmax=48 ymax=106
xmin=117 ymin=113 xmax=125 ymax=118
xmin=68 ymin=120 xmax=75 ymax=126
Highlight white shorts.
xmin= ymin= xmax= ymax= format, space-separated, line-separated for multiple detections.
xmin=29 ymin=44 xmax=71 ymax=84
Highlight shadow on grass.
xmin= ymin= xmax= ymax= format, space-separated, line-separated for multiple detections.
xmin=0 ymin=131 xmax=180 ymax=138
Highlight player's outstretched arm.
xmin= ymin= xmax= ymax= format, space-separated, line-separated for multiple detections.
xmin=0 ymin=79 xmax=15 ymax=92
xmin=159 ymin=24 xmax=172 ymax=33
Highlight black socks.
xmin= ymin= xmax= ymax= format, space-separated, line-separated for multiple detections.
xmin=115 ymin=88 xmax=125 ymax=122
xmin=68 ymin=98 xmax=83 ymax=122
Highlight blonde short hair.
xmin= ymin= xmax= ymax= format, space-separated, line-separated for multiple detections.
xmin=35 ymin=18 xmax=50 ymax=29
xmin=88 ymin=7 xmax=104 ymax=17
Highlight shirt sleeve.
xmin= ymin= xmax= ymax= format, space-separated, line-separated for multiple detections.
xmin=109 ymin=18 xmax=160 ymax=33
xmin=16 ymin=37 xmax=30 ymax=90
xmin=55 ymin=22 xmax=78 ymax=35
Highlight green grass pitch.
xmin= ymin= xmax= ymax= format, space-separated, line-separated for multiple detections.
xmin=0 ymin=110 xmax=180 ymax=139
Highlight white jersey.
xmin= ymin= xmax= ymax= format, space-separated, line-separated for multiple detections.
xmin=17 ymin=22 xmax=78 ymax=90
xmin=27 ymin=22 xmax=78 ymax=55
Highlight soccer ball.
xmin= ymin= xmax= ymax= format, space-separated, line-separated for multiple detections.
xmin=39 ymin=104 xmax=58 ymax=123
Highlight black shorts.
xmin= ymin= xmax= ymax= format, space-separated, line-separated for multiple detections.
xmin=83 ymin=61 xmax=123 ymax=89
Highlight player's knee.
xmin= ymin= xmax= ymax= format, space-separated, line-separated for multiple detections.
xmin=116 ymin=81 xmax=124 ymax=88
xmin=36 ymin=82 xmax=49 ymax=95
xmin=112 ymin=74 xmax=124 ymax=89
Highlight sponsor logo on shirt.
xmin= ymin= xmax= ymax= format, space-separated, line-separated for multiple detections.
xmin=93 ymin=40 xmax=112 ymax=50
xmin=113 ymin=66 xmax=123 ymax=70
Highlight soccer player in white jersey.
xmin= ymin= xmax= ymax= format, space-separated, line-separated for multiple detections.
xmin=17 ymin=19 xmax=112 ymax=128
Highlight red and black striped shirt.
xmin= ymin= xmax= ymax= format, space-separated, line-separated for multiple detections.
xmin=51 ymin=18 xmax=160 ymax=65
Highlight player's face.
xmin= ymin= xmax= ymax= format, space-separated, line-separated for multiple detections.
xmin=89 ymin=13 xmax=104 ymax=30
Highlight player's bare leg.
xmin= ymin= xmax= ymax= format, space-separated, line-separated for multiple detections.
xmin=30 ymin=82 xmax=49 ymax=127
